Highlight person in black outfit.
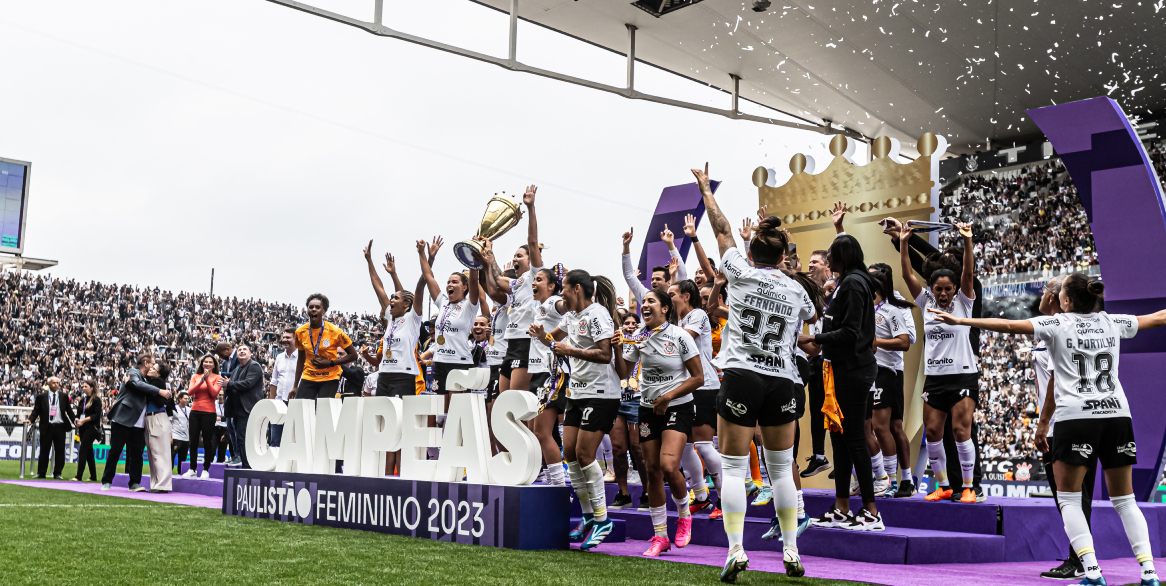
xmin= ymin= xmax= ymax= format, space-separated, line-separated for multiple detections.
xmin=801 ymin=249 xmax=834 ymax=478
xmin=72 ymin=379 xmax=103 ymax=482
xmin=222 ymin=343 xmax=265 ymax=469
xmin=884 ymin=218 xmax=984 ymax=496
xmin=25 ymin=376 xmax=77 ymax=479
xmin=101 ymin=354 xmax=171 ymax=490
xmin=801 ymin=220 xmax=882 ymax=531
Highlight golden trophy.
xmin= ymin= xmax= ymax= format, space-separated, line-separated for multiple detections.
xmin=453 ymin=193 xmax=525 ymax=270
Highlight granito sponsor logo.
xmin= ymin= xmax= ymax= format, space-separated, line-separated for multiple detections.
xmin=927 ymin=357 xmax=954 ymax=365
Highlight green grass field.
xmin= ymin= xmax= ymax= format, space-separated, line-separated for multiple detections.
xmin=0 ymin=461 xmax=867 ymax=586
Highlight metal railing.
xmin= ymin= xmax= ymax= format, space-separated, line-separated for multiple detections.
xmin=981 ymin=264 xmax=1100 ymax=287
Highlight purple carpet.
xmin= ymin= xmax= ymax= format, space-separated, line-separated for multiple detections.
xmin=0 ymin=479 xmax=222 ymax=508
xmin=573 ymin=538 xmax=1155 ymax=586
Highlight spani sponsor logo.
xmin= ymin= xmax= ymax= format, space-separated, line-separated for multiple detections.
xmin=1082 ymin=397 xmax=1121 ymax=411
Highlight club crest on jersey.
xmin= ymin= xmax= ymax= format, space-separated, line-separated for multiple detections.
xmin=662 ymin=341 xmax=677 ymax=355
xmin=875 ymin=313 xmax=886 ymax=326
xmin=1071 ymin=443 xmax=1093 ymax=457
xmin=1117 ymin=442 xmax=1137 ymax=457
xmin=640 ymin=424 xmax=650 ymax=437
xmin=576 ymin=319 xmax=588 ymax=334
xmin=725 ymin=399 xmax=748 ymax=417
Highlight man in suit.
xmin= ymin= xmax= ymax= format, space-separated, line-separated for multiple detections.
xmin=223 ymin=343 xmax=264 ymax=469
xmin=25 ymin=376 xmax=77 ymax=479
xmin=101 ymin=354 xmax=172 ymax=491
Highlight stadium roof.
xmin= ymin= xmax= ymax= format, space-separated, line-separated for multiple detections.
xmin=471 ymin=0 xmax=1164 ymax=157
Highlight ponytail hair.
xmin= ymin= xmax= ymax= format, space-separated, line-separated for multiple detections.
xmin=749 ymin=216 xmax=789 ymax=266
xmin=645 ymin=290 xmax=678 ymax=325
xmin=538 ymin=263 xmax=567 ymax=296
xmin=673 ymin=279 xmax=703 ymax=312
xmin=871 ymin=270 xmax=914 ymax=310
xmin=565 ymin=269 xmax=619 ymax=326
xmin=789 ymin=272 xmax=825 ymax=318
xmin=1062 ymin=272 xmax=1105 ymax=314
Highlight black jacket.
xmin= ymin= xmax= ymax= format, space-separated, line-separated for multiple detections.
xmin=894 ymin=233 xmax=983 ymax=355
xmin=77 ymin=395 xmax=103 ymax=434
xmin=107 ymin=369 xmax=163 ymax=428
xmin=223 ymin=359 xmax=264 ymax=417
xmin=815 ymin=269 xmax=876 ymax=369
xmin=27 ymin=391 xmax=77 ymax=432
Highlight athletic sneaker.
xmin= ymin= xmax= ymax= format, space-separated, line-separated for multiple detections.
xmin=883 ymin=480 xmax=899 ymax=498
xmin=800 ymin=455 xmax=831 ymax=478
xmin=579 ymin=518 xmax=614 ymax=550
xmin=610 ymin=492 xmax=633 ymax=510
xmin=849 ymin=476 xmax=861 ymax=496
xmin=181 ymin=469 xmax=196 ymax=479
xmin=840 ymin=508 xmax=885 ymax=532
xmin=101 ymin=483 xmax=111 ymax=491
xmin=1141 ymin=578 xmax=1160 ymax=586
xmin=709 ymin=501 xmax=723 ymax=520
xmin=873 ymin=477 xmax=890 ymax=496
xmin=199 ymin=470 xmax=210 ymax=480
xmin=1041 ymin=558 xmax=1085 ymax=580
xmin=795 ymin=514 xmax=812 ymax=538
xmin=642 ymin=535 xmax=671 ymax=557
xmin=959 ymin=487 xmax=977 ymax=503
xmin=569 ymin=515 xmax=593 ymax=540
xmin=828 ymin=469 xmax=836 ymax=480
xmin=129 ymin=484 xmax=147 ymax=492
xmin=674 ymin=516 xmax=692 ymax=548
xmin=975 ymin=486 xmax=987 ymax=503
xmin=603 ymin=468 xmax=615 ymax=483
xmin=627 ymin=469 xmax=642 ymax=485
xmin=638 ymin=494 xmax=650 ymax=511
xmin=752 ymin=485 xmax=773 ymax=506
xmin=536 ymin=468 xmax=547 ymax=484
xmin=1076 ymin=577 xmax=1107 ymax=585
xmin=811 ymin=508 xmax=852 ymax=528
xmin=761 ymin=517 xmax=782 ymax=541
xmin=925 ymin=486 xmax=953 ymax=501
xmin=783 ymin=548 xmax=806 ymax=578
xmin=745 ymin=480 xmax=760 ymax=499
xmin=720 ymin=544 xmax=749 ymax=583
xmin=894 ymin=479 xmax=917 ymax=498
xmin=690 ymin=496 xmax=714 ymax=515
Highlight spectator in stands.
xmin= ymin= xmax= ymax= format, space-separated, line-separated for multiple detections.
xmin=143 ymin=361 xmax=174 ymax=493
xmin=26 ymin=376 xmax=76 ymax=479
xmin=171 ymin=392 xmax=190 ymax=476
xmin=101 ymin=353 xmax=170 ymax=491
xmin=184 ymin=354 xmax=223 ymax=478
xmin=223 ymin=343 xmax=264 ymax=469
xmin=267 ymin=328 xmax=298 ymax=447
xmin=71 ymin=378 xmax=102 ymax=482
xmin=214 ymin=390 xmax=230 ymax=463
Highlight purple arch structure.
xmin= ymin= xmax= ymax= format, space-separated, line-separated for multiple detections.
xmin=635 ymin=180 xmax=720 ymax=289
xmin=1028 ymin=97 xmax=1166 ymax=501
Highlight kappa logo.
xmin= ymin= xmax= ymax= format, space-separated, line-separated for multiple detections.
xmin=780 ymin=399 xmax=796 ymax=414
xmin=725 ymin=399 xmax=748 ymax=417
xmin=1071 ymin=443 xmax=1093 ymax=457
xmin=1117 ymin=442 xmax=1137 ymax=457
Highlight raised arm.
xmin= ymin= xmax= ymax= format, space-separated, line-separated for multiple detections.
xmin=708 ymin=272 xmax=728 ymax=320
xmin=899 ymin=225 xmax=924 ymax=299
xmin=661 ymin=224 xmax=688 ymax=281
xmin=524 ymin=185 xmax=542 ymax=269
xmin=928 ymin=310 xmax=1034 ymax=335
xmin=417 ymin=239 xmax=441 ymax=301
xmin=690 ymin=163 xmax=736 ymax=257
xmin=683 ymin=213 xmax=716 ymax=286
xmin=468 ymin=268 xmax=480 ymax=308
xmin=474 ymin=238 xmax=509 ymax=303
xmin=412 ymin=275 xmax=426 ymax=316
xmin=1138 ymin=309 xmax=1166 ymax=330
xmin=364 ymin=240 xmax=391 ymax=312
xmin=621 ymin=228 xmax=648 ymax=307
xmin=957 ymin=222 xmax=975 ymax=299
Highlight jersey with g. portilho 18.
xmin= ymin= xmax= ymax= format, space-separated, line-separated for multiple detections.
xmin=874 ymin=302 xmax=914 ymax=372
xmin=528 ymin=295 xmax=565 ymax=375
xmin=680 ymin=308 xmax=720 ymax=390
xmin=1028 ymin=312 xmax=1136 ymax=422
xmin=915 ymin=289 xmax=979 ymax=376
xmin=563 ymin=302 xmax=616 ymax=399
xmin=504 ymin=265 xmax=541 ymax=340
xmin=711 ymin=248 xmax=815 ymax=382
xmin=433 ymin=293 xmax=480 ymax=364
xmin=621 ymin=323 xmax=698 ymax=407
xmin=379 ymin=309 xmax=422 ymax=375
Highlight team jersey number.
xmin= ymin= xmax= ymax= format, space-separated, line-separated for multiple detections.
xmin=1071 ymin=352 xmax=1114 ymax=393
xmin=740 ymin=308 xmax=787 ymax=351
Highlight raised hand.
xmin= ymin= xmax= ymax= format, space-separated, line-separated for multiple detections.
xmin=616 ymin=296 xmax=625 ymax=308
xmin=622 ymin=227 xmax=634 ymax=246
xmin=756 ymin=204 xmax=769 ymax=224
xmin=714 ymin=271 xmax=727 ymax=286
xmin=416 ymin=239 xmax=427 ymax=255
xmin=523 ymin=185 xmax=537 ymax=207
xmin=690 ymin=163 xmax=711 ymax=195
xmin=683 ymin=213 xmax=697 ymax=238
xmin=427 ymin=236 xmax=444 ymax=260
xmin=881 ymin=217 xmax=903 ymax=237
xmin=956 ymin=222 xmax=973 ymax=239
xmin=832 ymin=201 xmax=847 ymax=232
xmin=900 ymin=224 xmax=915 ymax=242
xmin=660 ymin=224 xmax=675 ymax=247
xmin=668 ymin=257 xmax=679 ymax=280
xmin=383 ymin=253 xmax=396 ymax=274
xmin=926 ymin=307 xmax=960 ymax=325
xmin=504 ymin=261 xmax=514 ymax=273
xmin=363 ymin=239 xmax=373 ymax=261
xmin=739 ymin=217 xmax=754 ymax=241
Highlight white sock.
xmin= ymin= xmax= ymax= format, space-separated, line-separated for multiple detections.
xmin=597 ymin=436 xmax=613 ymax=469
xmin=694 ymin=441 xmax=723 ymax=492
xmin=583 ymin=461 xmax=608 ymax=522
xmin=1113 ymin=493 xmax=1157 ymax=581
xmin=955 ymin=439 xmax=976 ymax=488
xmin=547 ymin=464 xmax=565 ymax=486
xmin=682 ymin=443 xmax=708 ymax=499
xmin=797 ymin=489 xmax=805 ymax=519
xmin=926 ymin=441 xmax=949 ymax=487
xmin=720 ymin=454 xmax=749 ymax=551
xmin=884 ymin=455 xmax=898 ymax=480
xmin=672 ymin=483 xmax=691 ymax=519
xmin=650 ymin=505 xmax=668 ymax=538
xmin=1059 ymin=491 xmax=1100 ymax=580
xmin=763 ymin=447 xmax=799 ymax=552
xmin=567 ymin=461 xmax=593 ymax=515
xmin=756 ymin=444 xmax=770 ymax=486
xmin=901 ymin=465 xmax=913 ymax=482
xmin=871 ymin=451 xmax=886 ymax=480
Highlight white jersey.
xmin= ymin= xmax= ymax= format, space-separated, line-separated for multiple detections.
xmin=915 ymin=289 xmax=979 ymax=376
xmin=1031 ymin=339 xmax=1055 ymax=436
xmin=711 ymin=248 xmax=814 ymax=381
xmin=486 ymin=296 xmax=511 ymax=367
xmin=504 ymin=265 xmax=541 ymax=340
xmin=379 ymin=309 xmax=422 ymax=375
xmin=679 ymin=308 xmax=720 ymax=390
xmin=1029 ymin=312 xmax=1137 ymax=422
xmin=433 ymin=293 xmax=480 ymax=365
xmin=529 ymin=295 xmax=565 ymax=375
xmin=874 ymin=301 xmax=914 ymax=372
xmin=564 ymin=302 xmax=617 ymax=400
xmin=621 ymin=323 xmax=698 ymax=407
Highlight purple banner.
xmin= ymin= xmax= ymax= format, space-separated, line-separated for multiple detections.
xmin=635 ymin=180 xmax=719 ymax=289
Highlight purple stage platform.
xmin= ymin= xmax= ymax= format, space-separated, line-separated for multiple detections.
xmin=113 ymin=471 xmax=225 ymax=497
xmin=176 ymin=461 xmax=228 ymax=479
xmin=576 ymin=483 xmax=1166 ymax=564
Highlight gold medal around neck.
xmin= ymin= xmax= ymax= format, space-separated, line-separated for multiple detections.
xmin=385 ymin=349 xmax=392 ymax=360
xmin=489 ymin=335 xmax=495 ymax=346
xmin=437 ymin=335 xmax=446 ymax=346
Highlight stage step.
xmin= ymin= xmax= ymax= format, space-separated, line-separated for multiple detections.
xmin=569 ymin=517 xmax=626 ymax=543
xmin=176 ymin=461 xmax=228 ymax=480
xmin=113 ymin=473 xmax=224 ymax=498
xmin=608 ymin=509 xmax=1004 ymax=565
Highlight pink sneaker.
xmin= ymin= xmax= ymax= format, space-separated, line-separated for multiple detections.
xmin=642 ymin=535 xmax=671 ymax=557
xmin=674 ymin=516 xmax=693 ymax=548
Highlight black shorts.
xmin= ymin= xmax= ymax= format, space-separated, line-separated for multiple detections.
xmin=639 ymin=402 xmax=695 ymax=442
xmin=375 ymin=372 xmax=415 ymax=397
xmin=564 ymin=398 xmax=620 ymax=433
xmin=433 ymin=362 xmax=471 ymax=394
xmin=487 ymin=365 xmax=502 ymax=403
xmin=530 ymin=372 xmax=567 ymax=412
xmin=503 ymin=337 xmax=531 ymax=372
xmin=1052 ymin=417 xmax=1137 ymax=470
xmin=716 ymin=368 xmax=799 ymax=428
xmin=921 ymin=373 xmax=980 ymax=412
xmin=296 ymin=378 xmax=340 ymax=401
xmin=692 ymin=388 xmax=719 ymax=428
xmin=795 ymin=356 xmax=810 ymax=419
xmin=872 ymin=367 xmax=904 ymax=420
